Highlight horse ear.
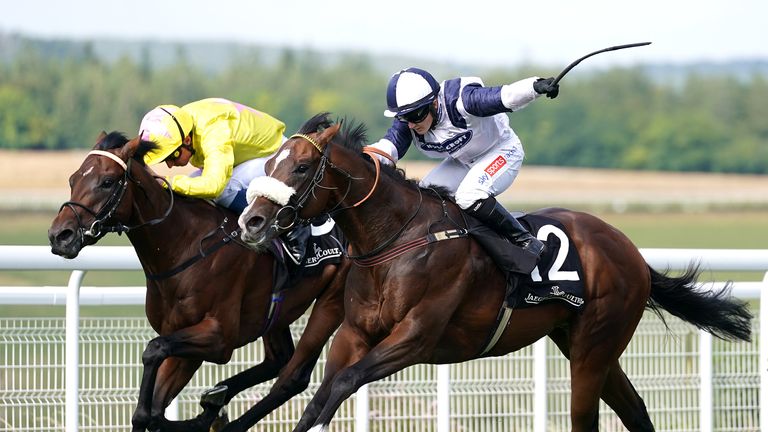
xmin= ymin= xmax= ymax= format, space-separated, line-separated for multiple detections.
xmin=93 ymin=131 xmax=108 ymax=149
xmin=317 ymin=122 xmax=342 ymax=146
xmin=118 ymin=136 xmax=142 ymax=160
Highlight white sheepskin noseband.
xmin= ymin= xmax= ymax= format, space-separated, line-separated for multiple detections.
xmin=246 ymin=176 xmax=296 ymax=205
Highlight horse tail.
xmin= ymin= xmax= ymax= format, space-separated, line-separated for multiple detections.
xmin=646 ymin=264 xmax=753 ymax=342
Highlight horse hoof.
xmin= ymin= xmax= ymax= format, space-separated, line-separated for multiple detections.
xmin=200 ymin=385 xmax=228 ymax=408
xmin=209 ymin=407 xmax=229 ymax=432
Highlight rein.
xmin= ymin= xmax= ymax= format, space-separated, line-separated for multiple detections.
xmin=277 ymin=134 xmax=467 ymax=266
xmin=348 ymin=187 xmax=469 ymax=265
xmin=60 ymin=152 xmax=174 ymax=239
xmin=144 ymin=215 xmax=242 ymax=280
xmin=352 ymin=147 xmax=394 ymax=207
xmin=63 ymin=150 xmax=243 ymax=281
xmin=275 ymin=137 xmax=396 ymax=231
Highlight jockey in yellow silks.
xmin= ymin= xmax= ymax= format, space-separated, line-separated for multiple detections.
xmin=139 ymin=98 xmax=313 ymax=263
xmin=140 ymin=97 xmax=286 ymax=213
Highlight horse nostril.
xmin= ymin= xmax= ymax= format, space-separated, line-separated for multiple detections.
xmin=245 ymin=215 xmax=266 ymax=231
xmin=54 ymin=229 xmax=74 ymax=245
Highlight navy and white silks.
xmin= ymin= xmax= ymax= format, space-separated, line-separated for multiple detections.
xmin=369 ymin=76 xmax=543 ymax=209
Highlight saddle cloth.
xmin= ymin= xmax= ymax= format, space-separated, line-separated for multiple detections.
xmin=269 ymin=215 xmax=347 ymax=292
xmin=468 ymin=213 xmax=586 ymax=311
xmin=516 ymin=214 xmax=586 ymax=310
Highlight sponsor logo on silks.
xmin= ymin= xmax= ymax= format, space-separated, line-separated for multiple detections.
xmin=304 ymin=242 xmax=343 ymax=267
xmin=523 ymin=285 xmax=585 ymax=307
xmin=419 ymin=131 xmax=473 ymax=154
xmin=484 ymin=155 xmax=507 ymax=176
xmin=478 ymin=172 xmax=491 ymax=185
xmin=502 ymin=149 xmax=516 ymax=160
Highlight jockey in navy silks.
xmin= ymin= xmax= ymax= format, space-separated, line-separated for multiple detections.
xmin=368 ymin=67 xmax=559 ymax=267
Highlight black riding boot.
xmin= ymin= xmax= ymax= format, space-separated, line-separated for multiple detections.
xmin=466 ymin=197 xmax=545 ymax=259
xmin=280 ymin=225 xmax=311 ymax=265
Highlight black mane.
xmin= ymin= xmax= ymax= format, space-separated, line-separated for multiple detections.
xmin=96 ymin=131 xmax=157 ymax=166
xmin=298 ymin=112 xmax=455 ymax=202
xmin=297 ymin=112 xmax=367 ymax=153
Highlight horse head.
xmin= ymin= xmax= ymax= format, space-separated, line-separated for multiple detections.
xmin=48 ymin=131 xmax=162 ymax=258
xmin=239 ymin=113 xmax=359 ymax=249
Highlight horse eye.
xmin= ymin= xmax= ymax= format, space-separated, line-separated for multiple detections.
xmin=296 ymin=164 xmax=310 ymax=174
xmin=100 ymin=178 xmax=115 ymax=188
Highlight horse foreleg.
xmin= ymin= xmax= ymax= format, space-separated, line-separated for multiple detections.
xmin=154 ymin=332 xmax=292 ymax=432
xmin=150 ymin=357 xmax=218 ymax=432
xmin=292 ymin=322 xmax=370 ymax=432
xmin=223 ymin=280 xmax=345 ymax=432
xmin=132 ymin=335 xmax=172 ymax=432
xmin=305 ymin=318 xmax=432 ymax=432
xmin=131 ymin=318 xmax=230 ymax=432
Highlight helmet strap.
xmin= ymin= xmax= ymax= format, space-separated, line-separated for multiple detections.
xmin=159 ymin=107 xmax=188 ymax=144
xmin=428 ymin=101 xmax=438 ymax=130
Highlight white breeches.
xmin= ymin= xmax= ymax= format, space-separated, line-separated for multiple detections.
xmin=419 ymin=141 xmax=524 ymax=209
xmin=189 ymin=136 xmax=287 ymax=207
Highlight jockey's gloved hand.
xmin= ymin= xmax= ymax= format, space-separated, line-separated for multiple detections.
xmin=533 ymin=77 xmax=560 ymax=99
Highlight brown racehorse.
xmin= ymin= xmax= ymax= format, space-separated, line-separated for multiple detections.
xmin=47 ymin=132 xmax=350 ymax=432
xmin=238 ymin=113 xmax=752 ymax=432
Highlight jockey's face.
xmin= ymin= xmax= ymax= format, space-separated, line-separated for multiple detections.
xmin=405 ymin=100 xmax=437 ymax=135
xmin=165 ymin=142 xmax=193 ymax=168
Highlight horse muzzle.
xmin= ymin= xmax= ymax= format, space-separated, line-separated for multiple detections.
xmin=48 ymin=225 xmax=85 ymax=259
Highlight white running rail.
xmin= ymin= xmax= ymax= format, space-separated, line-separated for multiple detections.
xmin=1 ymin=245 xmax=767 ymax=432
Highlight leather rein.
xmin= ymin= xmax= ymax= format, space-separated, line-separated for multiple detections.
xmin=60 ymin=150 xmax=173 ymax=239
xmin=62 ymin=150 xmax=240 ymax=280
xmin=276 ymin=135 xmax=468 ymax=266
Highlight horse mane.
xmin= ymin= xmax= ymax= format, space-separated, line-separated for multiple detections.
xmin=298 ymin=113 xmax=455 ymax=201
xmin=95 ymin=131 xmax=222 ymax=210
xmin=96 ymin=131 xmax=157 ymax=166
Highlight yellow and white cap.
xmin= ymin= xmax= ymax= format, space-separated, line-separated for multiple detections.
xmin=139 ymin=105 xmax=193 ymax=165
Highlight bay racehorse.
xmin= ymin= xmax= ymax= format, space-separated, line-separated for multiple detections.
xmin=238 ymin=113 xmax=752 ymax=432
xmin=48 ymin=132 xmax=350 ymax=432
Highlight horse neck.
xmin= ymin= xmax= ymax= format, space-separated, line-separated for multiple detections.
xmin=124 ymin=165 xmax=203 ymax=267
xmin=329 ymin=152 xmax=427 ymax=254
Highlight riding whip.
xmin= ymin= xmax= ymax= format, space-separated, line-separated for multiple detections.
xmin=552 ymin=42 xmax=652 ymax=86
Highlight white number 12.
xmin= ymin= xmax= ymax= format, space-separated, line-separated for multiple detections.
xmin=530 ymin=224 xmax=580 ymax=282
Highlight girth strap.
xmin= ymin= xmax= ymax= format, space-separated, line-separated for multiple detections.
xmin=352 ymin=228 xmax=467 ymax=267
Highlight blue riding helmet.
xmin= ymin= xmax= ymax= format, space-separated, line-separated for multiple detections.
xmin=384 ymin=67 xmax=440 ymax=118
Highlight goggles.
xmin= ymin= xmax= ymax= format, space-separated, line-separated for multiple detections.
xmin=396 ymin=104 xmax=431 ymax=124
xmin=164 ymin=147 xmax=183 ymax=162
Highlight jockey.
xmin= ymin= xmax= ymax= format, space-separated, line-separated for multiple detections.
xmin=139 ymin=98 xmax=308 ymax=264
xmin=140 ymin=98 xmax=286 ymax=213
xmin=368 ymin=67 xmax=559 ymax=267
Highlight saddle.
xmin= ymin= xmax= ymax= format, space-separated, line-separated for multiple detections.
xmin=468 ymin=213 xmax=586 ymax=311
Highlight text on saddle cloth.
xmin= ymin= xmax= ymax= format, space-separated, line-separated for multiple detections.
xmin=269 ymin=216 xmax=348 ymax=295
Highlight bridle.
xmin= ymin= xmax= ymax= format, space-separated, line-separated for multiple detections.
xmin=62 ymin=149 xmax=250 ymax=281
xmin=271 ymin=133 xmax=436 ymax=261
xmin=271 ymin=133 xmax=395 ymax=232
xmin=60 ymin=150 xmax=174 ymax=241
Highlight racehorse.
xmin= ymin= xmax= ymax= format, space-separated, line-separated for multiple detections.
xmin=238 ymin=113 xmax=753 ymax=432
xmin=47 ymin=132 xmax=350 ymax=432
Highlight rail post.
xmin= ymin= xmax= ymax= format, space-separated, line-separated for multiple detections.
xmin=65 ymin=270 xmax=86 ymax=432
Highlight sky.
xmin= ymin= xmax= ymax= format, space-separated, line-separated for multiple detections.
xmin=1 ymin=0 xmax=767 ymax=70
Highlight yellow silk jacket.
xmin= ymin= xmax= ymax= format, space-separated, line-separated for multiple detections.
xmin=169 ymin=98 xmax=285 ymax=198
